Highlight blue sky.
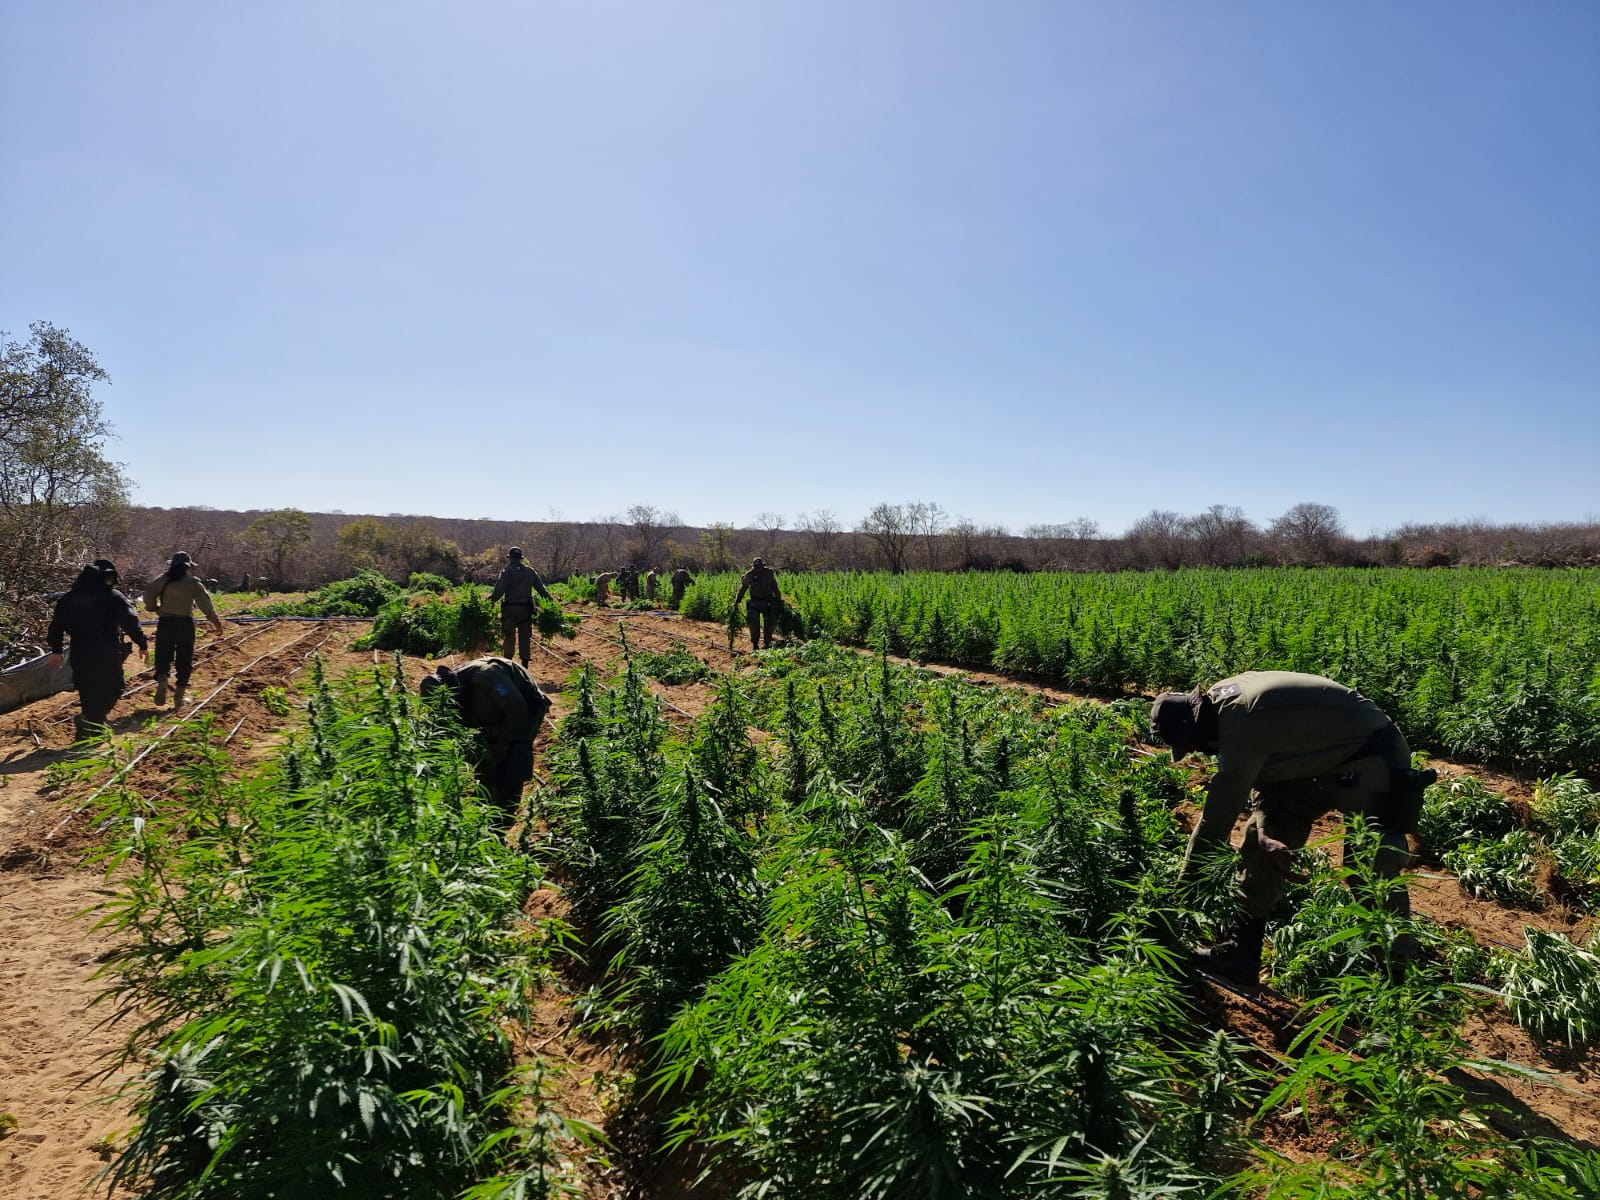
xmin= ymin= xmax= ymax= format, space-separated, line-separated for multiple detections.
xmin=4 ymin=1 xmax=1596 ymax=538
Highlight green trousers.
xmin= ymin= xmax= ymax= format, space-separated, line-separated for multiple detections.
xmin=1237 ymin=730 xmax=1412 ymax=921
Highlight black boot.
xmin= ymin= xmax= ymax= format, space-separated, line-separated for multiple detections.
xmin=1194 ymin=918 xmax=1266 ymax=986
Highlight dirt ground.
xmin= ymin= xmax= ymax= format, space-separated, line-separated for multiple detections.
xmin=2 ymin=606 xmax=1596 ymax=1199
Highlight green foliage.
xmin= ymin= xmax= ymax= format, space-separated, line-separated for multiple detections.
xmin=1268 ymin=821 xmax=1430 ymax=997
xmin=1503 ymin=929 xmax=1600 ymax=1047
xmin=359 ymin=587 xmax=504 ymax=656
xmin=90 ymin=664 xmax=567 ymax=1199
xmin=407 ymin=571 xmax=452 ymax=593
xmin=521 ymin=624 xmax=1583 ymax=1197
xmin=1416 ymin=773 xmax=1519 ymax=853
xmin=1238 ymin=827 xmax=1557 ymax=1197
xmin=630 ymin=645 xmax=712 ymax=686
xmin=251 ymin=568 xmax=404 ymax=617
xmin=1531 ymin=773 xmax=1600 ymax=840
xmin=552 ymin=576 xmax=595 ymax=604
xmin=534 ymin=599 xmax=580 ymax=640
xmin=1442 ymin=831 xmax=1542 ymax=908
xmin=1551 ymin=830 xmax=1600 ymax=911
xmin=684 ymin=567 xmax=1600 ymax=774
xmin=458 ymin=1064 xmax=604 ymax=1200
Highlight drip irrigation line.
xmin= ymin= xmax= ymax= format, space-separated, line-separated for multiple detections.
xmin=45 ymin=624 xmax=334 ymax=840
xmin=39 ymin=620 xmax=289 ymax=729
xmin=576 ymin=621 xmax=699 ymax=720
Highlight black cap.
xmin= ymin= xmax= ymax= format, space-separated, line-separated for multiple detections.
xmin=92 ymin=558 xmax=118 ymax=577
xmin=170 ymin=551 xmax=194 ymax=567
xmin=507 ymin=547 xmax=523 ymax=559
xmin=1150 ymin=689 xmax=1202 ymax=759
xmin=420 ymin=664 xmax=458 ymax=700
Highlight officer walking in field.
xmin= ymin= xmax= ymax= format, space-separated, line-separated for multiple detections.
xmin=45 ymin=559 xmax=150 ymax=741
xmin=143 ymin=551 xmax=226 ymax=708
xmin=731 ymin=556 xmax=783 ymax=651
xmin=1150 ymin=670 xmax=1433 ymax=985
xmin=645 ymin=568 xmax=659 ymax=602
xmin=488 ymin=548 xmax=555 ymax=670
xmin=421 ymin=656 xmax=551 ymax=822
xmin=669 ymin=566 xmax=695 ymax=609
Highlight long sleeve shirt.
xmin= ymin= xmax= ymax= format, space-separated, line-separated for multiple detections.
xmin=488 ymin=562 xmax=554 ymax=606
xmin=1190 ymin=671 xmax=1394 ymax=849
xmin=143 ymin=575 xmax=221 ymax=623
xmin=455 ymin=658 xmax=547 ymax=748
xmin=49 ymin=577 xmax=148 ymax=656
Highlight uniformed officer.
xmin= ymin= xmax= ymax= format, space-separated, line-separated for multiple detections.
xmin=732 ymin=557 xmax=783 ymax=650
xmin=1151 ymin=670 xmax=1428 ymax=984
xmin=487 ymin=548 xmax=555 ymax=669
xmin=45 ymin=559 xmax=150 ymax=740
xmin=617 ymin=564 xmax=640 ymax=603
xmin=669 ymin=567 xmax=695 ymax=609
xmin=421 ymin=656 xmax=551 ymax=820
xmin=143 ymin=551 xmax=226 ymax=708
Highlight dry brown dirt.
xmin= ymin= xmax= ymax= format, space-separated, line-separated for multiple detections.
xmin=2 ymin=604 xmax=1596 ymax=1199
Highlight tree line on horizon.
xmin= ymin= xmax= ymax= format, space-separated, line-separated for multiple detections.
xmin=3 ymin=319 xmax=1596 ymax=655
xmin=100 ymin=500 xmax=1600 ymax=595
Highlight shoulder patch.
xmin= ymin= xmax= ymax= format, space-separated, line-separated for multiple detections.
xmin=1209 ymin=682 xmax=1242 ymax=701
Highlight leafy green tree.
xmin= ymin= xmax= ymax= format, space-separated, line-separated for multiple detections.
xmin=0 ymin=322 xmax=129 ymax=644
xmin=698 ymin=522 xmax=735 ymax=572
xmin=237 ymin=508 xmax=312 ymax=586
xmin=335 ymin=516 xmax=393 ymax=573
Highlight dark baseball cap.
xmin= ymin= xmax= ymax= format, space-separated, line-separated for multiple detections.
xmin=1150 ymin=689 xmax=1202 ymax=758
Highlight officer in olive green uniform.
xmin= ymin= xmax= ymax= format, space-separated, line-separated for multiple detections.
xmin=617 ymin=564 xmax=640 ymax=603
xmin=669 ymin=567 xmax=695 ymax=609
xmin=421 ymin=656 xmax=551 ymax=820
xmin=488 ymin=548 xmax=555 ymax=669
xmin=732 ymin=557 xmax=782 ymax=650
xmin=1151 ymin=671 xmax=1428 ymax=984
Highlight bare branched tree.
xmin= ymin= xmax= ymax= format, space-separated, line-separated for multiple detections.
xmin=1270 ymin=502 xmax=1344 ymax=565
xmin=626 ymin=503 xmax=678 ymax=567
xmin=1185 ymin=504 xmax=1255 ymax=566
xmin=797 ymin=509 xmax=843 ymax=567
xmin=529 ymin=508 xmax=580 ymax=581
xmin=908 ymin=500 xmax=948 ymax=570
xmin=754 ymin=511 xmax=785 ymax=555
xmin=859 ymin=502 xmax=914 ymax=573
xmin=1127 ymin=509 xmax=1187 ymax=569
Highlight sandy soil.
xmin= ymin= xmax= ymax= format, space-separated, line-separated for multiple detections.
xmin=2 ymin=604 xmax=1595 ymax=1199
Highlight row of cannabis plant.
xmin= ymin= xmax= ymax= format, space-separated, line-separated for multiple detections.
xmin=537 ymin=636 xmax=1598 ymax=1197
xmin=89 ymin=657 xmax=592 ymax=1200
xmin=682 ymin=567 xmax=1600 ymax=773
